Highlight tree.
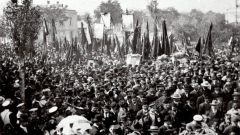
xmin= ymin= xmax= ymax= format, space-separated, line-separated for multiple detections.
xmin=94 ymin=0 xmax=123 ymax=24
xmin=132 ymin=10 xmax=146 ymax=27
xmin=39 ymin=3 xmax=68 ymax=23
xmin=3 ymin=0 xmax=42 ymax=101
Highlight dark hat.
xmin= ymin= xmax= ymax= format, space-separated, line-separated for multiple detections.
xmin=92 ymin=114 xmax=102 ymax=122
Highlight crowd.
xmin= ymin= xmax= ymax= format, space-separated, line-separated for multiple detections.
xmin=0 ymin=47 xmax=240 ymax=135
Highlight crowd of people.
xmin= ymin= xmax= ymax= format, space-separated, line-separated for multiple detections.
xmin=0 ymin=46 xmax=240 ymax=135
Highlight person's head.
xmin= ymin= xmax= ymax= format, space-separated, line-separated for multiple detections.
xmin=224 ymin=114 xmax=231 ymax=123
xmin=232 ymin=102 xmax=238 ymax=110
xmin=142 ymin=103 xmax=148 ymax=111
xmin=149 ymin=104 xmax=156 ymax=113
xmin=19 ymin=114 xmax=28 ymax=127
xmin=103 ymin=105 xmax=110 ymax=113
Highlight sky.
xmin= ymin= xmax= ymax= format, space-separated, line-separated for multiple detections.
xmin=0 ymin=0 xmax=238 ymax=16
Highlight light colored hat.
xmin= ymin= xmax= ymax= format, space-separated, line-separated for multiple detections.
xmin=49 ymin=106 xmax=58 ymax=114
xmin=42 ymin=88 xmax=50 ymax=93
xmin=193 ymin=115 xmax=203 ymax=121
xmin=29 ymin=108 xmax=38 ymax=112
xmin=201 ymin=81 xmax=211 ymax=87
xmin=2 ymin=100 xmax=10 ymax=107
xmin=17 ymin=103 xmax=24 ymax=108
xmin=171 ymin=93 xmax=181 ymax=99
xmin=148 ymin=125 xmax=159 ymax=132
xmin=192 ymin=83 xmax=199 ymax=88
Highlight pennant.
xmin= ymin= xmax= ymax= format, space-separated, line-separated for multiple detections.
xmin=162 ymin=20 xmax=170 ymax=56
xmin=203 ymin=23 xmax=214 ymax=57
xmin=132 ymin=20 xmax=139 ymax=54
xmin=196 ymin=37 xmax=201 ymax=57
xmin=152 ymin=19 xmax=158 ymax=58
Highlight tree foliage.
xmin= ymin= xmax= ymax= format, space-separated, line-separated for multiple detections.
xmin=94 ymin=0 xmax=123 ymax=24
xmin=39 ymin=3 xmax=68 ymax=23
xmin=3 ymin=0 xmax=42 ymax=58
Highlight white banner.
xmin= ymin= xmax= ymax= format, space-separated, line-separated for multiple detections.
xmin=100 ymin=13 xmax=111 ymax=29
xmin=94 ymin=23 xmax=104 ymax=39
xmin=228 ymin=36 xmax=232 ymax=46
xmin=122 ymin=14 xmax=134 ymax=32
xmin=126 ymin=54 xmax=142 ymax=67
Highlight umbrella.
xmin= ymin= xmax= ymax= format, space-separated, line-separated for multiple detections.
xmin=56 ymin=115 xmax=92 ymax=135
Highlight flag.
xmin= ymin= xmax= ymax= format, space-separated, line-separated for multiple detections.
xmin=44 ymin=18 xmax=49 ymax=36
xmin=203 ymin=23 xmax=214 ymax=57
xmin=132 ymin=20 xmax=139 ymax=54
xmin=106 ymin=35 xmax=111 ymax=56
xmin=81 ymin=22 xmax=88 ymax=55
xmin=152 ymin=18 xmax=158 ymax=58
xmin=162 ymin=20 xmax=170 ymax=56
xmin=143 ymin=21 xmax=150 ymax=59
xmin=115 ymin=34 xmax=122 ymax=58
xmin=169 ymin=34 xmax=174 ymax=54
xmin=196 ymin=37 xmax=201 ymax=57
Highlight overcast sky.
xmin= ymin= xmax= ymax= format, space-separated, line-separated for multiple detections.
xmin=0 ymin=0 xmax=238 ymax=15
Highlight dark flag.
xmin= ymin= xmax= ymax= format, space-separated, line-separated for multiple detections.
xmin=157 ymin=40 xmax=162 ymax=56
xmin=203 ymin=23 xmax=214 ymax=57
xmin=151 ymin=23 xmax=158 ymax=58
xmin=162 ymin=20 xmax=170 ymax=56
xmin=81 ymin=22 xmax=88 ymax=55
xmin=143 ymin=21 xmax=150 ymax=59
xmin=196 ymin=37 xmax=201 ymax=57
xmin=132 ymin=20 xmax=139 ymax=54
xmin=106 ymin=35 xmax=111 ymax=56
xmin=41 ymin=18 xmax=49 ymax=62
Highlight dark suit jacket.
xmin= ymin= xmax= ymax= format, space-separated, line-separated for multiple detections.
xmin=158 ymin=125 xmax=175 ymax=135
xmin=89 ymin=125 xmax=103 ymax=135
xmin=102 ymin=112 xmax=114 ymax=128
xmin=205 ymin=110 xmax=223 ymax=124
xmin=198 ymin=102 xmax=211 ymax=115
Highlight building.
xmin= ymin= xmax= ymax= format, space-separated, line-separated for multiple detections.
xmin=37 ymin=3 xmax=78 ymax=43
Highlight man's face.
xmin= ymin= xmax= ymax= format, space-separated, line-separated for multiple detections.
xmin=142 ymin=105 xmax=148 ymax=111
xmin=232 ymin=103 xmax=238 ymax=110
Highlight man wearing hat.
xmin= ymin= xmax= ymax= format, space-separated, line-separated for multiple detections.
xmin=158 ymin=116 xmax=176 ymax=135
xmin=129 ymin=120 xmax=143 ymax=135
xmin=0 ymin=100 xmax=16 ymax=128
xmin=186 ymin=115 xmax=208 ymax=133
xmin=102 ymin=105 xmax=114 ymax=132
xmin=89 ymin=114 xmax=104 ymax=135
xmin=183 ymin=97 xmax=197 ymax=123
xmin=227 ymin=101 xmax=240 ymax=118
xmin=198 ymin=95 xmax=211 ymax=115
xmin=223 ymin=116 xmax=240 ymax=135
xmin=15 ymin=113 xmax=34 ymax=135
xmin=205 ymin=100 xmax=223 ymax=125
xmin=227 ymin=90 xmax=240 ymax=110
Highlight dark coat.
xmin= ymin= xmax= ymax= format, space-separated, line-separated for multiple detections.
xmin=198 ymin=102 xmax=211 ymax=115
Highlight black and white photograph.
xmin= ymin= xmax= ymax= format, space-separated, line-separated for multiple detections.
xmin=0 ymin=0 xmax=240 ymax=135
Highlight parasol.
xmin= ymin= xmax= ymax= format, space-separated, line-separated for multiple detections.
xmin=56 ymin=115 xmax=92 ymax=135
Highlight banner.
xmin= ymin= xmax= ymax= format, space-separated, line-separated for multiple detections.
xmin=122 ymin=14 xmax=134 ymax=32
xmin=100 ymin=13 xmax=111 ymax=29
xmin=228 ymin=36 xmax=232 ymax=46
xmin=126 ymin=54 xmax=142 ymax=67
xmin=85 ymin=27 xmax=92 ymax=44
xmin=94 ymin=23 xmax=104 ymax=39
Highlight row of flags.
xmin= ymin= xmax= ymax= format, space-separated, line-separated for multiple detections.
xmin=40 ymin=14 xmax=215 ymax=63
